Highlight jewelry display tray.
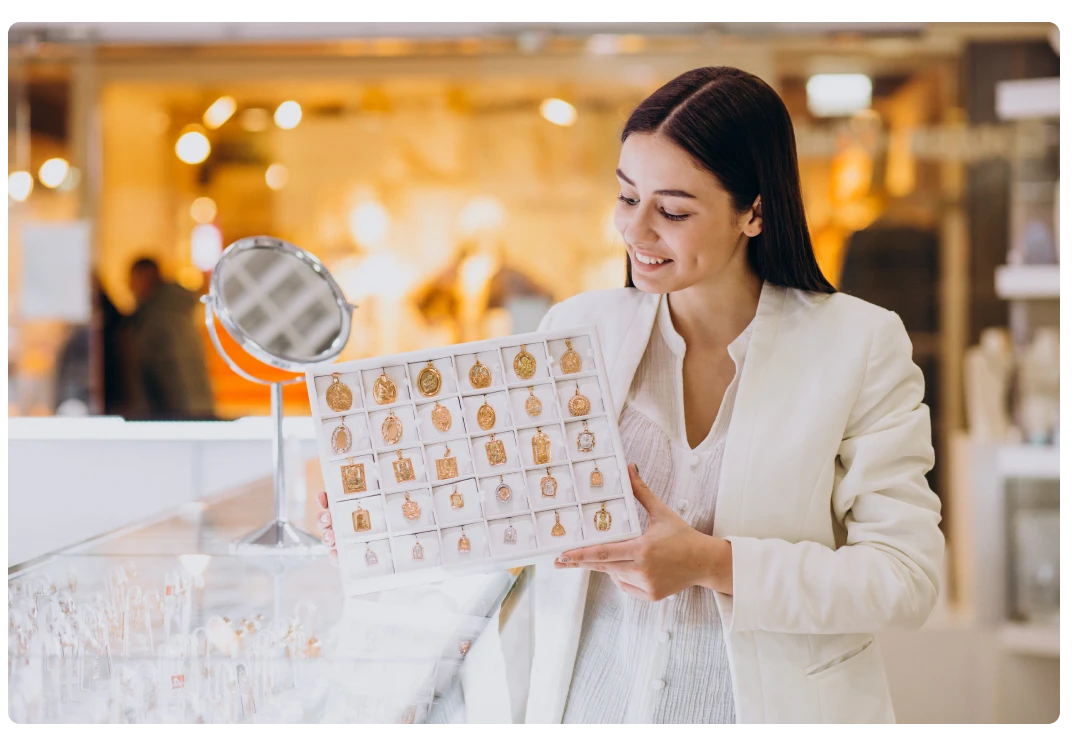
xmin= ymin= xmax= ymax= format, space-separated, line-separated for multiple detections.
xmin=305 ymin=325 xmax=642 ymax=596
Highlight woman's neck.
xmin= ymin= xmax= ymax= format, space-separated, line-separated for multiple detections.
xmin=667 ymin=262 xmax=762 ymax=350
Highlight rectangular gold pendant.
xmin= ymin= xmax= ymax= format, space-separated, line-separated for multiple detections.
xmin=532 ymin=434 xmax=551 ymax=465
xmin=392 ymin=457 xmax=415 ymax=483
xmin=435 ymin=456 xmax=459 ymax=480
xmin=341 ymin=463 xmax=367 ymax=494
xmin=352 ymin=508 xmax=371 ymax=532
xmin=485 ymin=439 xmax=507 ymax=466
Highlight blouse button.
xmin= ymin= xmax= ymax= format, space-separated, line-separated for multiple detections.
xmin=657 ymin=631 xmax=671 ymax=644
xmin=650 ymin=679 xmax=666 ymax=691
xmin=678 ymin=499 xmax=689 ymax=511
xmin=689 ymin=456 xmax=700 ymax=468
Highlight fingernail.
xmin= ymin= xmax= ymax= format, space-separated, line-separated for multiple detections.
xmin=559 ymin=556 xmax=569 ymax=563
xmin=319 ymin=512 xmax=330 ymax=525
xmin=633 ymin=464 xmax=640 ymax=475
xmin=323 ymin=530 xmax=333 ymax=542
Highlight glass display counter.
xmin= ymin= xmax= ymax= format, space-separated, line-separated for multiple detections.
xmin=8 ymin=477 xmax=521 ymax=723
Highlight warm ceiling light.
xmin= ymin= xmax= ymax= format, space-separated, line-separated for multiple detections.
xmin=8 ymin=171 xmax=33 ymax=202
xmin=241 ymin=108 xmax=270 ymax=132
xmin=458 ymin=196 xmax=506 ymax=235
xmin=274 ymin=101 xmax=302 ymax=130
xmin=540 ymin=98 xmax=577 ymax=126
xmin=203 ymin=96 xmax=237 ymax=129
xmin=190 ymin=196 xmax=217 ymax=224
xmin=57 ymin=167 xmax=82 ymax=192
xmin=348 ymin=201 xmax=390 ymax=247
xmin=38 ymin=158 xmax=70 ymax=189
xmin=806 ymin=74 xmax=873 ymax=118
xmin=265 ymin=163 xmax=289 ymax=190
xmin=175 ymin=130 xmax=211 ymax=164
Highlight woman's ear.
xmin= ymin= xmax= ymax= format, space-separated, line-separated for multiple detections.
xmin=744 ymin=195 xmax=764 ymax=238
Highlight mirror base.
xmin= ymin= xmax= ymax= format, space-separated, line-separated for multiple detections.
xmin=233 ymin=520 xmax=324 ymax=555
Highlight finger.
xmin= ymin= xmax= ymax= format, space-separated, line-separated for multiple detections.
xmin=329 ymin=548 xmax=338 ymax=565
xmin=318 ymin=510 xmax=332 ymax=531
xmin=322 ymin=528 xmax=336 ymax=547
xmin=628 ymin=464 xmax=667 ymax=517
xmin=317 ymin=491 xmax=329 ymax=510
xmin=556 ymin=560 xmax=639 ymax=578
xmin=613 ymin=578 xmax=652 ymax=601
xmin=558 ymin=539 xmax=639 ymax=564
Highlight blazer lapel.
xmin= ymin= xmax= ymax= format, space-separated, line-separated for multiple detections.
xmin=602 ymin=292 xmax=661 ymax=412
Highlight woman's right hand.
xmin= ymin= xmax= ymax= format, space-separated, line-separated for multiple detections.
xmin=316 ymin=491 xmax=338 ymax=565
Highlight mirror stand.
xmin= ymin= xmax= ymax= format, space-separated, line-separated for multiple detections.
xmin=203 ymin=298 xmax=324 ymax=554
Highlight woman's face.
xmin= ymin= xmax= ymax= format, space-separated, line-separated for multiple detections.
xmin=614 ymin=132 xmax=761 ymax=294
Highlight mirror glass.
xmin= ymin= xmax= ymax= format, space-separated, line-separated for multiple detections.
xmin=213 ymin=238 xmax=350 ymax=367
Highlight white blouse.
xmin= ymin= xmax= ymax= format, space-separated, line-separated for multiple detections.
xmin=561 ymin=293 xmax=754 ymax=724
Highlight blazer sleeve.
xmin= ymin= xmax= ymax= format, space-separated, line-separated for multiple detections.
xmin=725 ymin=312 xmax=944 ymax=634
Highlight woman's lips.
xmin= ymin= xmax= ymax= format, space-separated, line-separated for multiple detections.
xmin=630 ymin=249 xmax=673 ymax=272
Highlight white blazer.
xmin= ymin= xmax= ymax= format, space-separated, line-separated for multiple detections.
xmin=521 ymin=283 xmax=944 ymax=724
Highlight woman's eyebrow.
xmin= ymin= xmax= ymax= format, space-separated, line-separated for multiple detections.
xmin=616 ymin=168 xmax=697 ymax=199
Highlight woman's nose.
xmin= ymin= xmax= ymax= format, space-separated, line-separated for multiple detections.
xmin=617 ymin=205 xmax=655 ymax=246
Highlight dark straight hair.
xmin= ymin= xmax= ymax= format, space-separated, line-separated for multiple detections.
xmin=621 ymin=66 xmax=834 ymax=293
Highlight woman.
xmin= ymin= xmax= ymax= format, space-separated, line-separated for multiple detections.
xmin=317 ymin=66 xmax=944 ymax=724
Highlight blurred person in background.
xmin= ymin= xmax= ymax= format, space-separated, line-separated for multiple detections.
xmin=319 ymin=67 xmax=943 ymax=724
xmin=125 ymin=256 xmax=215 ymax=420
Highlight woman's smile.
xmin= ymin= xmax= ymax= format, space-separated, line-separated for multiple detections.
xmin=629 ymin=248 xmax=675 ymax=272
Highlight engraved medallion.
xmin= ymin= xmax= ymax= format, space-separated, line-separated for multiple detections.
xmin=372 ymin=370 xmax=398 ymax=405
xmin=560 ymin=339 xmax=582 ymax=375
xmin=513 ymin=345 xmax=537 ymax=379
xmin=568 ymin=385 xmax=591 ymax=417
xmin=331 ymin=417 xmax=352 ymax=454
xmin=458 ymin=528 xmax=471 ymax=553
xmin=532 ymin=428 xmax=551 ymax=465
xmin=590 ymin=463 xmax=604 ymax=488
xmin=576 ymin=421 xmax=596 ymax=453
xmin=431 ymin=402 xmax=452 ymax=432
xmin=469 ymin=356 xmax=492 ymax=389
xmin=341 ymin=459 xmax=367 ymax=494
xmin=541 ymin=469 xmax=558 ymax=498
xmin=485 ymin=435 xmax=507 ymax=466
xmin=477 ymin=398 xmax=497 ymax=431
xmin=495 ymin=475 xmax=513 ymax=503
xmin=449 ymin=485 xmax=464 ymax=509
xmin=435 ymin=446 xmax=459 ymax=480
xmin=381 ymin=412 xmax=403 ymax=445
xmin=504 ymin=524 xmax=518 ymax=545
xmin=352 ymin=505 xmax=372 ymax=532
xmin=392 ymin=450 xmax=415 ymax=483
xmin=364 ymin=545 xmax=379 ymax=566
xmin=594 ymin=501 xmax=612 ymax=531
xmin=401 ymin=491 xmax=422 ymax=521
xmin=550 ymin=511 xmax=566 ymax=537
xmin=417 ymin=361 xmax=442 ymax=397
xmin=525 ymin=385 xmax=543 ymax=417
xmin=325 ymin=373 xmax=353 ymax=412
xmin=412 ymin=537 xmax=425 ymax=560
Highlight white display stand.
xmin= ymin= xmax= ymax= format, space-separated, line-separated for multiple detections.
xmin=306 ymin=325 xmax=641 ymax=595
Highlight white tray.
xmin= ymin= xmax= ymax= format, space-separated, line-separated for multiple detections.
xmin=305 ymin=325 xmax=641 ymax=596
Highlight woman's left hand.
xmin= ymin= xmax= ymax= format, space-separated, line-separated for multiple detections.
xmin=554 ymin=463 xmax=733 ymax=600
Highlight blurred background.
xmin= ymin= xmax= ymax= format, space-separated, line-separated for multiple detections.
xmin=7 ymin=22 xmax=1059 ymax=722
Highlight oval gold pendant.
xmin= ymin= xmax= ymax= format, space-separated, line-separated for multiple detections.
xmin=513 ymin=345 xmax=537 ymax=379
xmin=431 ymin=402 xmax=452 ymax=432
xmin=325 ymin=373 xmax=353 ymax=412
xmin=496 ymin=476 xmax=513 ymax=503
xmin=469 ymin=358 xmax=492 ymax=389
xmin=417 ymin=361 xmax=442 ymax=397
xmin=477 ymin=400 xmax=497 ymax=431
xmin=373 ymin=372 xmax=398 ymax=405
xmin=560 ymin=339 xmax=582 ymax=375
xmin=551 ymin=511 xmax=566 ymax=537
xmin=525 ymin=386 xmax=542 ymax=417
xmin=381 ymin=412 xmax=403 ymax=445
xmin=402 ymin=492 xmax=422 ymax=521
xmin=331 ymin=419 xmax=352 ymax=454
xmin=568 ymin=386 xmax=591 ymax=417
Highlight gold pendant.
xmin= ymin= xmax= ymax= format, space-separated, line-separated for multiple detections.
xmin=503 ymin=524 xmax=518 ymax=545
xmin=576 ymin=421 xmax=596 ymax=453
xmin=449 ymin=485 xmax=464 ymax=509
xmin=431 ymin=402 xmax=452 ymax=432
xmin=392 ymin=450 xmax=415 ymax=483
xmin=372 ymin=369 xmax=398 ymax=405
xmin=532 ymin=427 xmax=551 ymax=465
xmin=541 ymin=468 xmax=558 ymax=498
xmin=495 ymin=475 xmax=513 ymax=503
xmin=477 ymin=397 xmax=497 ymax=431
xmin=417 ymin=360 xmax=442 ymax=397
xmin=594 ymin=501 xmax=612 ymax=531
xmin=485 ymin=435 xmax=507 ymax=466
xmin=435 ymin=446 xmax=459 ymax=480
xmin=458 ymin=527 xmax=471 ymax=553
xmin=459 ymin=640 xmax=472 ymax=656
xmin=590 ymin=463 xmax=604 ymax=488
xmin=411 ymin=535 xmax=424 ymax=560
xmin=551 ymin=511 xmax=566 ymax=537
xmin=568 ymin=384 xmax=591 ymax=417
xmin=402 ymin=491 xmax=422 ymax=521
xmin=325 ymin=373 xmax=353 ymax=412
xmin=352 ymin=505 xmax=371 ymax=532
xmin=525 ymin=385 xmax=543 ymax=417
xmin=468 ymin=356 xmax=492 ymax=389
xmin=399 ymin=704 xmax=417 ymax=724
xmin=341 ymin=458 xmax=367 ymax=494
xmin=381 ymin=411 xmax=403 ymax=445
xmin=560 ymin=338 xmax=582 ymax=374
xmin=364 ymin=545 xmax=379 ymax=566
xmin=331 ymin=416 xmax=352 ymax=454
xmin=513 ymin=345 xmax=537 ymax=379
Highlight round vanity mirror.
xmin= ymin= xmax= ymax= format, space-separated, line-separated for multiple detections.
xmin=203 ymin=236 xmax=355 ymax=553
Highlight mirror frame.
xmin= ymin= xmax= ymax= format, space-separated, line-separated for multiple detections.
xmin=208 ymin=235 xmax=354 ymax=372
